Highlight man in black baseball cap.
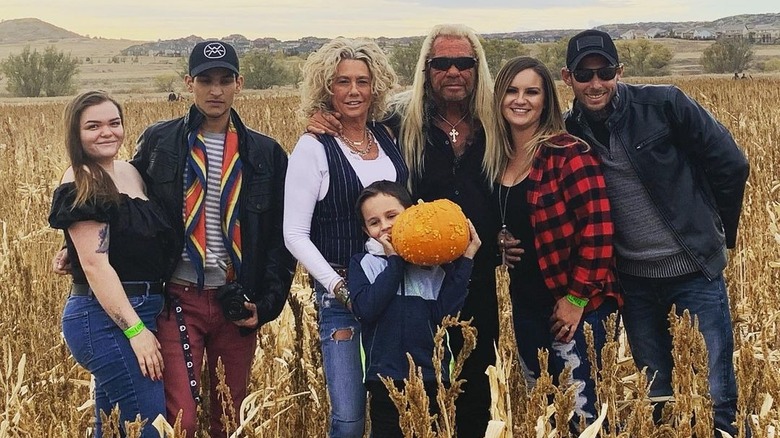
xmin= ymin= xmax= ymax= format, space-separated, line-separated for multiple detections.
xmin=565 ymin=29 xmax=619 ymax=71
xmin=561 ymin=29 xmax=747 ymax=438
xmin=134 ymin=39 xmax=294 ymax=437
xmin=189 ymin=40 xmax=240 ymax=77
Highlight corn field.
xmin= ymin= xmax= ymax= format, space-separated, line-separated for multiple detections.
xmin=0 ymin=77 xmax=778 ymax=437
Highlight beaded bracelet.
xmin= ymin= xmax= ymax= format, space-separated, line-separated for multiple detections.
xmin=123 ymin=320 xmax=145 ymax=339
xmin=565 ymin=294 xmax=589 ymax=308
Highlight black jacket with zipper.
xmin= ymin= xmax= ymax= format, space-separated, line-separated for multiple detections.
xmin=564 ymin=82 xmax=749 ymax=279
xmin=131 ymin=104 xmax=295 ymax=329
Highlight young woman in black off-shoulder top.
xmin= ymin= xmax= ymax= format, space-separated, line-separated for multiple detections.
xmin=48 ymin=90 xmax=172 ymax=438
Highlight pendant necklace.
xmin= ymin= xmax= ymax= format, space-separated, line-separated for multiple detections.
xmin=436 ymin=113 xmax=468 ymax=143
xmin=339 ymin=128 xmax=374 ymax=157
xmin=498 ymin=182 xmax=511 ymax=235
xmin=498 ymin=179 xmax=512 ymax=265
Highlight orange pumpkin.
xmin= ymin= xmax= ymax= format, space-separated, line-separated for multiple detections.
xmin=392 ymin=199 xmax=469 ymax=266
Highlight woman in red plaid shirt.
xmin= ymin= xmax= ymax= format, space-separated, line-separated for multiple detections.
xmin=486 ymin=56 xmax=621 ymax=427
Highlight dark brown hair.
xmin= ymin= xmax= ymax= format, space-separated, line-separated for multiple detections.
xmin=63 ymin=90 xmax=123 ymax=207
xmin=355 ymin=180 xmax=413 ymax=223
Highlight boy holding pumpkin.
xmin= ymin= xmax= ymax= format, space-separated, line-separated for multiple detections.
xmin=347 ymin=180 xmax=480 ymax=437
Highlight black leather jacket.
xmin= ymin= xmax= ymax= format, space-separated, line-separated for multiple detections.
xmin=565 ymin=82 xmax=749 ymax=279
xmin=131 ymin=105 xmax=295 ymax=328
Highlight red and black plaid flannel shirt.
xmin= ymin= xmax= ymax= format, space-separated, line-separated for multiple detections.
xmin=527 ymin=133 xmax=620 ymax=312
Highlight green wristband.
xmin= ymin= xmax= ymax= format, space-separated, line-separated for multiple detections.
xmin=123 ymin=320 xmax=145 ymax=339
xmin=565 ymin=294 xmax=588 ymax=308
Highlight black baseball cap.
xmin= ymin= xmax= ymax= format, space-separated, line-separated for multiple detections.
xmin=189 ymin=41 xmax=239 ymax=77
xmin=566 ymin=30 xmax=619 ymax=70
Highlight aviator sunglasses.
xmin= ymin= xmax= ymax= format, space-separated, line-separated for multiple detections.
xmin=570 ymin=65 xmax=621 ymax=83
xmin=427 ymin=57 xmax=477 ymax=71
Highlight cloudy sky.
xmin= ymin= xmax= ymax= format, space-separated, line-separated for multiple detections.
xmin=1 ymin=0 xmax=776 ymax=41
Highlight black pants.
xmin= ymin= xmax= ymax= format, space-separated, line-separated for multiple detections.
xmin=366 ymin=380 xmax=441 ymax=438
xmin=451 ymin=275 xmax=499 ymax=438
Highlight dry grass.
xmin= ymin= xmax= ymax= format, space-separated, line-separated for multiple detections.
xmin=0 ymin=76 xmax=778 ymax=437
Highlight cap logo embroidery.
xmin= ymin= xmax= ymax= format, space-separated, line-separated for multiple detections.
xmin=576 ymin=36 xmax=604 ymax=51
xmin=203 ymin=42 xmax=226 ymax=59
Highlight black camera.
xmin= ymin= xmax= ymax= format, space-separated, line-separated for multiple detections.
xmin=216 ymin=282 xmax=252 ymax=321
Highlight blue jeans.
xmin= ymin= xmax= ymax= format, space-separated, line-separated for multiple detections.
xmin=62 ymin=291 xmax=165 ymax=438
xmin=315 ymin=284 xmax=366 ymax=437
xmin=512 ymin=296 xmax=618 ymax=424
xmin=620 ymin=272 xmax=738 ymax=437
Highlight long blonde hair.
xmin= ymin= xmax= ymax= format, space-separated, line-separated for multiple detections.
xmin=397 ymin=24 xmax=496 ymax=191
xmin=299 ymin=38 xmax=398 ymax=121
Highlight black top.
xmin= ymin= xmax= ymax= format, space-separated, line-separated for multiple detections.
xmin=495 ymin=180 xmax=553 ymax=310
xmin=412 ymin=125 xmax=501 ymax=283
xmin=48 ymin=183 xmax=173 ymax=285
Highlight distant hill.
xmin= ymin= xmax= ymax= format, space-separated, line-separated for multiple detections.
xmin=2 ymin=13 xmax=779 ymax=51
xmin=0 ymin=18 xmax=85 ymax=43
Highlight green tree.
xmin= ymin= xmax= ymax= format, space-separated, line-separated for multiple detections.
xmin=153 ymin=73 xmax=181 ymax=92
xmin=536 ymin=38 xmax=569 ymax=79
xmin=1 ymin=46 xmax=78 ymax=97
xmin=176 ymin=56 xmax=189 ymax=78
xmin=481 ymin=38 xmax=529 ymax=77
xmin=1 ymin=46 xmax=44 ymax=97
xmin=616 ymin=39 xmax=672 ymax=77
xmin=700 ymin=38 xmax=754 ymax=73
xmin=41 ymin=46 xmax=79 ymax=96
xmin=390 ymin=39 xmax=423 ymax=85
xmin=241 ymin=51 xmax=291 ymax=89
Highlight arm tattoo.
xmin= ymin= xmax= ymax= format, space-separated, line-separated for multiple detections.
xmin=96 ymin=224 xmax=110 ymax=253
xmin=110 ymin=312 xmax=130 ymax=330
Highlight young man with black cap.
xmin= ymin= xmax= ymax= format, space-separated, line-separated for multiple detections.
xmin=131 ymin=40 xmax=295 ymax=437
xmin=561 ymin=29 xmax=749 ymax=436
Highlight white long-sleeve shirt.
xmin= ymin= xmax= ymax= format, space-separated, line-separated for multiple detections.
xmin=283 ymin=133 xmax=398 ymax=293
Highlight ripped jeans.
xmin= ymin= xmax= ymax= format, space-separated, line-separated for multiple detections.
xmin=512 ymin=296 xmax=618 ymax=425
xmin=315 ymin=283 xmax=366 ymax=437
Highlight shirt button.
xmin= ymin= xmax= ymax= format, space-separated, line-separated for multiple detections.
xmin=454 ymin=190 xmax=460 ymax=195
xmin=256 ymin=203 xmax=262 ymax=209
xmin=445 ymin=141 xmax=449 ymax=145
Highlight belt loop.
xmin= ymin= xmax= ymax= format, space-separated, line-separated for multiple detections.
xmin=145 ymin=281 xmax=151 ymax=296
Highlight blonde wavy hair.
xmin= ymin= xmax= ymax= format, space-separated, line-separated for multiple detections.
xmin=396 ymin=24 xmax=496 ymax=190
xmin=299 ymin=38 xmax=398 ymax=121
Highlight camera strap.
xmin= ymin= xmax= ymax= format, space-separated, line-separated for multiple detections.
xmin=171 ymin=297 xmax=201 ymax=403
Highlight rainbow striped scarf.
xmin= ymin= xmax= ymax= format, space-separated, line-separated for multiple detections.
xmin=184 ymin=118 xmax=242 ymax=288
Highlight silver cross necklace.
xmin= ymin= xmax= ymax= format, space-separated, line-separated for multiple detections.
xmin=436 ymin=113 xmax=468 ymax=143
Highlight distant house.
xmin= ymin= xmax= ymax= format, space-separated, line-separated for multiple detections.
xmin=719 ymin=24 xmax=749 ymax=40
xmin=750 ymin=24 xmax=780 ymax=43
xmin=693 ymin=28 xmax=716 ymax=40
xmin=645 ymin=27 xmax=669 ymax=38
xmin=620 ymin=29 xmax=647 ymax=40
xmin=674 ymin=28 xmax=695 ymax=39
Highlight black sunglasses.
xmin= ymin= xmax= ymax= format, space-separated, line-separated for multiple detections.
xmin=427 ymin=57 xmax=477 ymax=71
xmin=570 ymin=65 xmax=621 ymax=83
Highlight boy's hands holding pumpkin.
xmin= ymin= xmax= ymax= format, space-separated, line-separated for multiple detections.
xmin=378 ymin=233 xmax=398 ymax=257
xmin=463 ymin=220 xmax=481 ymax=259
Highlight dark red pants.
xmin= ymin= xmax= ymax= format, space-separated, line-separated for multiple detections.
xmin=157 ymin=283 xmax=256 ymax=438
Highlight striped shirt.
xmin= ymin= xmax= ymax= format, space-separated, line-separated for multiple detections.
xmin=172 ymin=131 xmax=229 ymax=287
